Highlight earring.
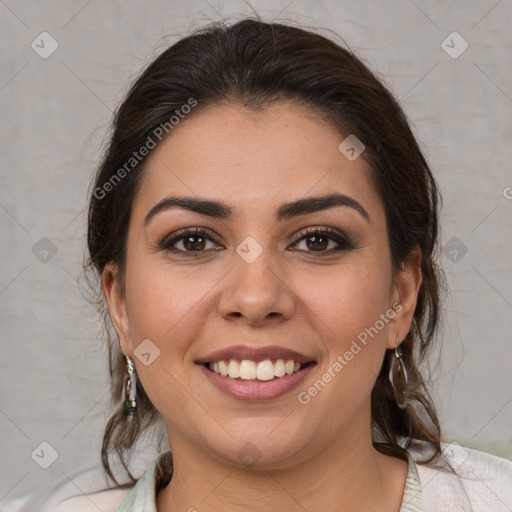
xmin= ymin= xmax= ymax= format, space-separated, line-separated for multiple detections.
xmin=123 ymin=356 xmax=137 ymax=415
xmin=389 ymin=335 xmax=408 ymax=409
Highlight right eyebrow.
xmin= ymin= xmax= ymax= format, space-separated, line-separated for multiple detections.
xmin=144 ymin=197 xmax=233 ymax=226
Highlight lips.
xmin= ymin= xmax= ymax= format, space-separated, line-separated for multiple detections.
xmin=195 ymin=344 xmax=317 ymax=401
xmin=195 ymin=344 xmax=315 ymax=365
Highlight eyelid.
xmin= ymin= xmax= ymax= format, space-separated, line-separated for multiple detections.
xmin=288 ymin=226 xmax=353 ymax=254
xmin=157 ymin=226 xmax=222 ymax=251
xmin=291 ymin=226 xmax=349 ymax=245
xmin=157 ymin=225 xmax=353 ymax=255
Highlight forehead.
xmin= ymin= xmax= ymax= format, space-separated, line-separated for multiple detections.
xmin=132 ymin=102 xmax=385 ymax=224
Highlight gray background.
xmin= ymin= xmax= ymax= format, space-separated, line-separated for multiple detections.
xmin=1 ymin=0 xmax=511 ymax=504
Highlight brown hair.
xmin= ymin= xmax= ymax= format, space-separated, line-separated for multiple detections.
xmin=85 ymin=17 xmax=449 ymax=487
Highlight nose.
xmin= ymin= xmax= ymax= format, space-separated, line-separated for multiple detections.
xmin=217 ymin=249 xmax=295 ymax=327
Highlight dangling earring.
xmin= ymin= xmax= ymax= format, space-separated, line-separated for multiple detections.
xmin=389 ymin=335 xmax=409 ymax=409
xmin=123 ymin=356 xmax=137 ymax=415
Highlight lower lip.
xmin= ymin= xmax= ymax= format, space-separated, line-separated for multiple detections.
xmin=198 ymin=363 xmax=315 ymax=402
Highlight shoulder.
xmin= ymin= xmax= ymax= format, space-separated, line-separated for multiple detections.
xmin=3 ymin=453 xmax=171 ymax=512
xmin=408 ymin=441 xmax=512 ymax=512
xmin=38 ymin=488 xmax=132 ymax=512
xmin=1 ymin=465 xmax=133 ymax=512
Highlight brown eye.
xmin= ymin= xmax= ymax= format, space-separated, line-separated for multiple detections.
xmin=159 ymin=228 xmax=223 ymax=255
xmin=304 ymin=234 xmax=329 ymax=251
xmin=181 ymin=234 xmax=207 ymax=251
xmin=291 ymin=227 xmax=353 ymax=255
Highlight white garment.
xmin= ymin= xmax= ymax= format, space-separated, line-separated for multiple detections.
xmin=4 ymin=442 xmax=512 ymax=511
xmin=415 ymin=442 xmax=512 ymax=511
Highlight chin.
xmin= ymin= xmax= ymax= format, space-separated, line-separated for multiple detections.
xmin=204 ymin=420 xmax=312 ymax=471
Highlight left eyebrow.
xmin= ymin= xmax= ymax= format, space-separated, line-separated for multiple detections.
xmin=143 ymin=193 xmax=370 ymax=227
xmin=276 ymin=193 xmax=370 ymax=223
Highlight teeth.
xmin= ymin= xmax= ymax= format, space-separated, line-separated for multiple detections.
xmin=239 ymin=360 xmax=257 ymax=380
xmin=256 ymin=359 xmax=275 ymax=381
xmin=208 ymin=358 xmax=305 ymax=381
xmin=274 ymin=359 xmax=286 ymax=377
xmin=218 ymin=360 xmax=228 ymax=376
xmin=227 ymin=360 xmax=240 ymax=378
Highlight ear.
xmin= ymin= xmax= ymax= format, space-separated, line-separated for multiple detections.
xmin=102 ymin=262 xmax=133 ymax=358
xmin=386 ymin=246 xmax=423 ymax=349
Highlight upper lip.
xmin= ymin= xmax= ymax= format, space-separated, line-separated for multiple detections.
xmin=195 ymin=344 xmax=316 ymax=364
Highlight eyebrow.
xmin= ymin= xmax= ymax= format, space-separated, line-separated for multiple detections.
xmin=143 ymin=193 xmax=370 ymax=226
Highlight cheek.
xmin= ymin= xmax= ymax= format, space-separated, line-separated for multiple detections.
xmin=124 ymin=261 xmax=200 ymax=342
xmin=123 ymin=253 xmax=227 ymax=367
xmin=121 ymin=259 xmax=211 ymax=418
xmin=294 ymin=255 xmax=392 ymax=393
xmin=298 ymin=255 xmax=391 ymax=339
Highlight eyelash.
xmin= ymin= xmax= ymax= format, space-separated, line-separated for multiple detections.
xmin=157 ymin=226 xmax=354 ymax=257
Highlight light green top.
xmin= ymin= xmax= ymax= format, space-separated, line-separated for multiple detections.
xmin=115 ymin=451 xmax=422 ymax=511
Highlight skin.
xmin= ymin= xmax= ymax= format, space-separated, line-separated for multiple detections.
xmin=103 ymin=102 xmax=422 ymax=512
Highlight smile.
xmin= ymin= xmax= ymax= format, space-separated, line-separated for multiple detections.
xmin=195 ymin=344 xmax=317 ymax=401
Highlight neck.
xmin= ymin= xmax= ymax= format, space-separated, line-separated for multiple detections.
xmin=156 ymin=413 xmax=408 ymax=512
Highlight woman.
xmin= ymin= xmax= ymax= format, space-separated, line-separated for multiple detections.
xmin=14 ymin=17 xmax=512 ymax=512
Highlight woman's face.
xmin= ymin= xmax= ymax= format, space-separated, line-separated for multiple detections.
xmin=104 ymin=102 xmax=420 ymax=469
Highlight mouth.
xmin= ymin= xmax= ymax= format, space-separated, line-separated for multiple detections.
xmin=195 ymin=345 xmax=317 ymax=401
